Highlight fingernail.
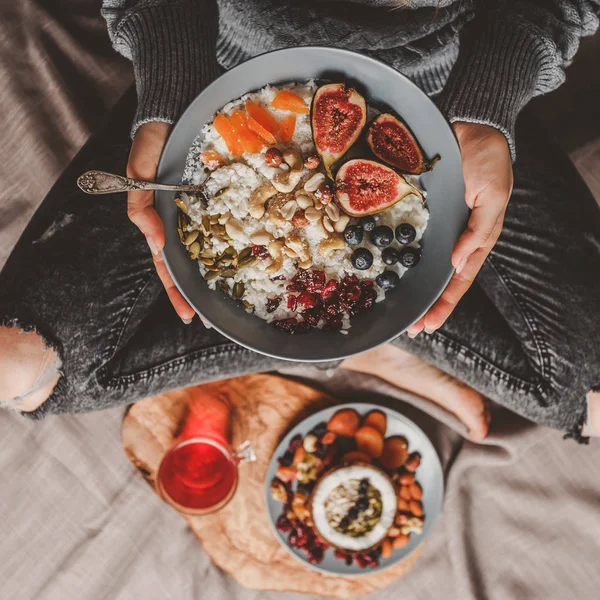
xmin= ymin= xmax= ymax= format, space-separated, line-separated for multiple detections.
xmin=182 ymin=317 xmax=193 ymax=325
xmin=424 ymin=327 xmax=436 ymax=334
xmin=200 ymin=318 xmax=212 ymax=329
xmin=407 ymin=331 xmax=418 ymax=339
xmin=146 ymin=236 xmax=159 ymax=256
xmin=456 ymin=254 xmax=468 ymax=274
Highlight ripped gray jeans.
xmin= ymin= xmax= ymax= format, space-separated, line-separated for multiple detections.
xmin=1 ymin=90 xmax=599 ymax=441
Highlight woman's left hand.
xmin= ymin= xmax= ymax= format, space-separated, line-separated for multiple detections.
xmin=407 ymin=121 xmax=513 ymax=336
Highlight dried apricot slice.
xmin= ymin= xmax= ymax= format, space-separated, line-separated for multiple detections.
xmin=341 ymin=451 xmax=371 ymax=465
xmin=278 ymin=115 xmax=296 ymax=142
xmin=381 ymin=539 xmax=393 ymax=559
xmin=247 ymin=115 xmax=277 ymax=145
xmin=276 ymin=465 xmax=296 ymax=483
xmin=272 ymin=90 xmax=310 ymax=114
xmin=213 ymin=114 xmax=244 ymax=156
xmin=200 ymin=150 xmax=225 ymax=169
xmin=379 ymin=436 xmax=409 ymax=470
xmin=230 ymin=110 xmax=264 ymax=153
xmin=327 ymin=408 xmax=361 ymax=437
xmin=392 ymin=534 xmax=410 ymax=549
xmin=354 ymin=425 xmax=384 ymax=458
xmin=245 ymin=100 xmax=279 ymax=134
xmin=363 ymin=410 xmax=387 ymax=436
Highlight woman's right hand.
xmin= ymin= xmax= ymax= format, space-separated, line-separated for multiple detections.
xmin=127 ymin=121 xmax=197 ymax=323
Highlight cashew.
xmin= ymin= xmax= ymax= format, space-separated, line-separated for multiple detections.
xmin=249 ymin=185 xmax=277 ymax=219
xmin=285 ymin=234 xmax=310 ymax=262
xmin=282 ymin=148 xmax=303 ymax=170
xmin=272 ymin=169 xmax=302 ymax=193
xmin=265 ymin=240 xmax=284 ymax=274
xmin=318 ymin=236 xmax=345 ymax=257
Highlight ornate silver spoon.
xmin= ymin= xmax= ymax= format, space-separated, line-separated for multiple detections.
xmin=77 ymin=170 xmax=206 ymax=195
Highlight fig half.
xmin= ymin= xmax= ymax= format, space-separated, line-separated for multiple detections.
xmin=366 ymin=113 xmax=439 ymax=175
xmin=311 ymin=83 xmax=367 ymax=178
xmin=335 ymin=159 xmax=423 ymax=217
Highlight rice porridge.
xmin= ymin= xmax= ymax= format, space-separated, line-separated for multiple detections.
xmin=175 ymin=81 xmax=432 ymax=334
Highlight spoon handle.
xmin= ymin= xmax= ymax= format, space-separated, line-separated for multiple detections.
xmin=77 ymin=170 xmax=205 ymax=194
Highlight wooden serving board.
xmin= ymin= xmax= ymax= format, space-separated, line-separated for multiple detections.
xmin=121 ymin=374 xmax=422 ymax=598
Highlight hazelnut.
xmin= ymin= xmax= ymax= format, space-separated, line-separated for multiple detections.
xmin=265 ymin=147 xmax=283 ymax=167
xmin=291 ymin=209 xmax=309 ymax=228
xmin=314 ymin=182 xmax=333 ymax=205
xmin=304 ymin=155 xmax=320 ymax=170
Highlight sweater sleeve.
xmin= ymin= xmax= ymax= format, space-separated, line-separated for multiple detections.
xmin=437 ymin=1 xmax=600 ymax=160
xmin=101 ymin=0 xmax=221 ymax=137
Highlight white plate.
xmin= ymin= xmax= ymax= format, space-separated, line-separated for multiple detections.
xmin=264 ymin=402 xmax=444 ymax=575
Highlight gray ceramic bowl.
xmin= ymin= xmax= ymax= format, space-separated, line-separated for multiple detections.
xmin=156 ymin=46 xmax=467 ymax=362
xmin=263 ymin=403 xmax=444 ymax=576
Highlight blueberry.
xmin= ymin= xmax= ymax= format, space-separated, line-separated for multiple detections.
xmin=344 ymin=225 xmax=363 ymax=246
xmin=395 ymin=223 xmax=416 ymax=245
xmin=376 ymin=270 xmax=400 ymax=290
xmin=359 ymin=216 xmax=376 ymax=232
xmin=351 ymin=248 xmax=373 ymax=270
xmin=359 ymin=478 xmax=370 ymax=492
xmin=311 ymin=421 xmax=328 ymax=437
xmin=370 ymin=225 xmax=394 ymax=248
xmin=347 ymin=507 xmax=359 ymax=520
xmin=356 ymin=497 xmax=369 ymax=511
xmin=297 ymin=482 xmax=314 ymax=496
xmin=278 ymin=450 xmax=294 ymax=467
xmin=399 ymin=246 xmax=422 ymax=268
xmin=381 ymin=247 xmax=400 ymax=265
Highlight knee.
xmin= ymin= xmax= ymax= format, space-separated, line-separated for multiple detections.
xmin=0 ymin=326 xmax=61 ymax=413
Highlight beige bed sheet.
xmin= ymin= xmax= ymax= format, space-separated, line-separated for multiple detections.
xmin=1 ymin=3 xmax=600 ymax=600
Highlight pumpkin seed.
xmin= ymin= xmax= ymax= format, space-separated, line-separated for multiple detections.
xmin=224 ymin=246 xmax=237 ymax=257
xmin=238 ymin=247 xmax=253 ymax=261
xmin=220 ymin=269 xmax=236 ymax=278
xmin=188 ymin=242 xmax=201 ymax=259
xmin=201 ymin=215 xmax=211 ymax=236
xmin=233 ymin=282 xmax=245 ymax=299
xmin=200 ymin=257 xmax=215 ymax=266
xmin=215 ymin=186 xmax=230 ymax=198
xmin=242 ymin=300 xmax=254 ymax=310
xmin=174 ymin=197 xmax=188 ymax=214
xmin=219 ymin=256 xmax=234 ymax=266
xmin=183 ymin=230 xmax=200 ymax=245
xmin=219 ymin=281 xmax=231 ymax=295
xmin=238 ymin=255 xmax=259 ymax=268
xmin=204 ymin=270 xmax=220 ymax=281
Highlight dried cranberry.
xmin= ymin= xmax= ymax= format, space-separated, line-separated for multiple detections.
xmin=359 ymin=288 xmax=377 ymax=311
xmin=346 ymin=284 xmax=362 ymax=301
xmin=323 ymin=316 xmax=343 ymax=331
xmin=325 ymin=298 xmax=342 ymax=316
xmin=345 ymin=554 xmax=353 ymax=566
xmin=341 ymin=273 xmax=358 ymax=287
xmin=287 ymin=295 xmax=298 ymax=311
xmin=252 ymin=245 xmax=270 ymax=260
xmin=355 ymin=554 xmax=371 ymax=569
xmin=306 ymin=270 xmax=326 ymax=292
xmin=266 ymin=297 xmax=282 ymax=313
xmin=276 ymin=514 xmax=292 ymax=532
xmin=288 ymin=533 xmax=300 ymax=547
xmin=288 ymin=434 xmax=303 ymax=452
xmin=303 ymin=308 xmax=322 ymax=327
xmin=361 ymin=279 xmax=374 ymax=288
xmin=307 ymin=548 xmax=324 ymax=564
xmin=334 ymin=550 xmax=347 ymax=561
xmin=297 ymin=291 xmax=321 ymax=309
xmin=323 ymin=279 xmax=338 ymax=297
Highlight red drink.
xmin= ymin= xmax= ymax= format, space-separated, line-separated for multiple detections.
xmin=156 ymin=390 xmax=254 ymax=515
xmin=157 ymin=438 xmax=238 ymax=512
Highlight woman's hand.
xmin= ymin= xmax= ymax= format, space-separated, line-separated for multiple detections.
xmin=407 ymin=122 xmax=513 ymax=337
xmin=127 ymin=122 xmax=197 ymax=323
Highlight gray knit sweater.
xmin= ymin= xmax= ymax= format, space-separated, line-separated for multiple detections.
xmin=101 ymin=0 xmax=600 ymax=158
